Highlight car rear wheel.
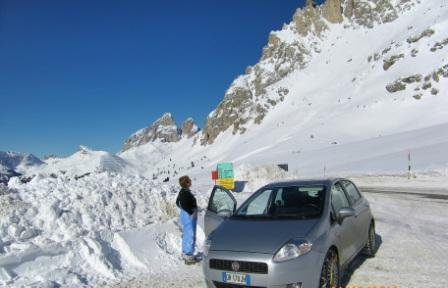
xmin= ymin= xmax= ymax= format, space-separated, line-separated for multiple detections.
xmin=362 ymin=223 xmax=376 ymax=257
xmin=319 ymin=249 xmax=340 ymax=288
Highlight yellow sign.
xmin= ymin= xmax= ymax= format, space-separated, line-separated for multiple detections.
xmin=217 ymin=178 xmax=235 ymax=190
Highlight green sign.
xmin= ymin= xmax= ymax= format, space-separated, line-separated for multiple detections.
xmin=217 ymin=162 xmax=234 ymax=179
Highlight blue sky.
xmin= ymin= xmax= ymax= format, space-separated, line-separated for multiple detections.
xmin=0 ymin=0 xmax=321 ymax=158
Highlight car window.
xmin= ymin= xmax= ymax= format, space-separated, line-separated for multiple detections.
xmin=209 ymin=187 xmax=234 ymax=214
xmin=331 ymin=182 xmax=350 ymax=212
xmin=236 ymin=186 xmax=325 ymax=219
xmin=239 ymin=189 xmax=273 ymax=216
xmin=342 ymin=180 xmax=361 ymax=204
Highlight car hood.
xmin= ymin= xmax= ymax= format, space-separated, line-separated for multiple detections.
xmin=209 ymin=218 xmax=318 ymax=254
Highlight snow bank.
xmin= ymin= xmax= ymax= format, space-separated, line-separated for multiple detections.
xmin=0 ymin=173 xmax=194 ymax=287
xmin=111 ymin=220 xmax=205 ymax=274
xmin=234 ymin=164 xmax=291 ymax=192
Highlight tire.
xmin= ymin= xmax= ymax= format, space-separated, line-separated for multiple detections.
xmin=362 ymin=223 xmax=376 ymax=257
xmin=319 ymin=249 xmax=340 ymax=288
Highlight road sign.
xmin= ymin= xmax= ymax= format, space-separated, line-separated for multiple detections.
xmin=216 ymin=163 xmax=234 ymax=190
xmin=217 ymin=163 xmax=234 ymax=179
xmin=217 ymin=178 xmax=235 ymax=190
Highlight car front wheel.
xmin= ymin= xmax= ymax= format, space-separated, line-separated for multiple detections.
xmin=362 ymin=223 xmax=376 ymax=257
xmin=319 ymin=249 xmax=340 ymax=288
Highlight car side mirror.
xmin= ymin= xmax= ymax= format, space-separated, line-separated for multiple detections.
xmin=337 ymin=207 xmax=355 ymax=223
xmin=217 ymin=209 xmax=233 ymax=218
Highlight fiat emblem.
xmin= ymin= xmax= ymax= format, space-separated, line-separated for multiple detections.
xmin=231 ymin=261 xmax=240 ymax=272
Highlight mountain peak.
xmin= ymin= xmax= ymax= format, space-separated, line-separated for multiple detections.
xmin=122 ymin=113 xmax=200 ymax=151
xmin=181 ymin=118 xmax=200 ymax=138
xmin=0 ymin=151 xmax=43 ymax=183
xmin=200 ymin=0 xmax=418 ymax=145
xmin=79 ymin=145 xmax=93 ymax=153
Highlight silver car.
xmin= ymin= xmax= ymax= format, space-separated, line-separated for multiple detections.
xmin=202 ymin=178 xmax=376 ymax=288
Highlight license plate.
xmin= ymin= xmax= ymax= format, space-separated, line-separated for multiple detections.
xmin=222 ymin=272 xmax=251 ymax=285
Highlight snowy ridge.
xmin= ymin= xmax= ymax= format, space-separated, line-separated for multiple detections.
xmin=33 ymin=146 xmax=134 ymax=177
xmin=0 ymin=151 xmax=43 ymax=174
xmin=116 ymin=0 xmax=448 ymax=183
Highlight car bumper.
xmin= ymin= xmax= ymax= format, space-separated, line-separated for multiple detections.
xmin=202 ymin=250 xmax=325 ymax=288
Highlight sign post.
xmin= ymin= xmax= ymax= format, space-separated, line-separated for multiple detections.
xmin=211 ymin=171 xmax=218 ymax=185
xmin=216 ymin=162 xmax=235 ymax=190
xmin=408 ymin=151 xmax=412 ymax=180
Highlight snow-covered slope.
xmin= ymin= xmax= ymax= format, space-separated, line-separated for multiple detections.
xmin=31 ymin=146 xmax=134 ymax=177
xmin=0 ymin=151 xmax=43 ymax=184
xmin=0 ymin=151 xmax=43 ymax=174
xmin=122 ymin=0 xmax=448 ymax=180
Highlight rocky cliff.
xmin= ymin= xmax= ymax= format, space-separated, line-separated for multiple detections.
xmin=200 ymin=0 xmax=416 ymax=144
xmin=122 ymin=113 xmax=199 ymax=151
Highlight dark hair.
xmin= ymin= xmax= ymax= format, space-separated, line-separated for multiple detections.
xmin=179 ymin=176 xmax=191 ymax=189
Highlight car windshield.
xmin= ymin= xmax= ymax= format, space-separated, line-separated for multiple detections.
xmin=234 ymin=185 xmax=326 ymax=219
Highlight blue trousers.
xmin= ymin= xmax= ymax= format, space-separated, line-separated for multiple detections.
xmin=180 ymin=209 xmax=197 ymax=255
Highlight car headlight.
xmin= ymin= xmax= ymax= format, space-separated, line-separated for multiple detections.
xmin=204 ymin=239 xmax=212 ymax=257
xmin=273 ymin=239 xmax=312 ymax=262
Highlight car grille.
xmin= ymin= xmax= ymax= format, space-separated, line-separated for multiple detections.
xmin=212 ymin=282 xmax=266 ymax=288
xmin=209 ymin=259 xmax=268 ymax=274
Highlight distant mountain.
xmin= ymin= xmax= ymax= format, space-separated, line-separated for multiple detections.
xmin=201 ymin=0 xmax=423 ymax=144
xmin=122 ymin=113 xmax=199 ymax=152
xmin=30 ymin=145 xmax=134 ymax=177
xmin=0 ymin=151 xmax=43 ymax=184
xmin=12 ymin=0 xmax=447 ymax=181
xmin=120 ymin=0 xmax=448 ymax=178
xmin=0 ymin=151 xmax=44 ymax=172
xmin=0 ymin=164 xmax=21 ymax=185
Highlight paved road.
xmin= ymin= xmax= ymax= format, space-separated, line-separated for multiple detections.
xmin=360 ymin=186 xmax=448 ymax=200
xmin=111 ymin=186 xmax=448 ymax=288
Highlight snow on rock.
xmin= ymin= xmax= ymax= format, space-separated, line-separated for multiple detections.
xmin=121 ymin=113 xmax=200 ymax=152
xmin=234 ymin=164 xmax=291 ymax=192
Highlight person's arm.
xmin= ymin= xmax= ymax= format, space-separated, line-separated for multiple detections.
xmin=185 ymin=191 xmax=197 ymax=216
xmin=190 ymin=193 xmax=198 ymax=219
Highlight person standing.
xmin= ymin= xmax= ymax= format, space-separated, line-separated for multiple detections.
xmin=176 ymin=175 xmax=198 ymax=264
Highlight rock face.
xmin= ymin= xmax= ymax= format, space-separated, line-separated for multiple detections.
xmin=122 ymin=113 xmax=199 ymax=151
xmin=181 ymin=118 xmax=200 ymax=138
xmin=122 ymin=113 xmax=180 ymax=151
xmin=200 ymin=0 xmax=415 ymax=145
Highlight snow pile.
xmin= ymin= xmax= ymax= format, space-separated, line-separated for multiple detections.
xmin=0 ymin=173 xmax=206 ymax=287
xmin=112 ymin=220 xmax=205 ymax=274
xmin=234 ymin=164 xmax=291 ymax=192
